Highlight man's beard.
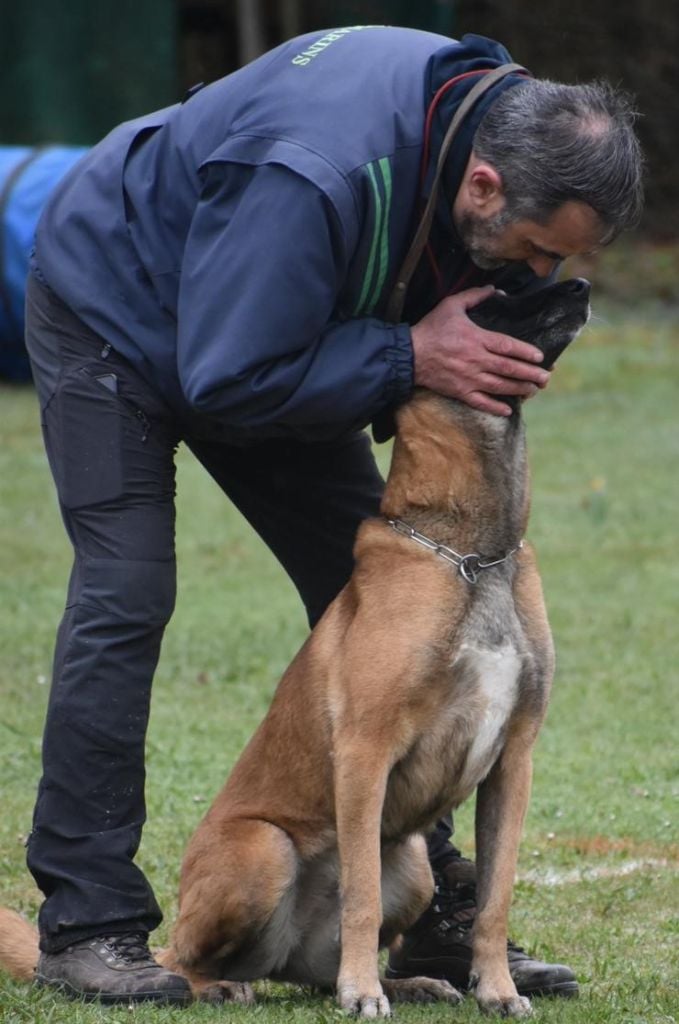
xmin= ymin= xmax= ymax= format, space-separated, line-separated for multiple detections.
xmin=456 ymin=208 xmax=514 ymax=271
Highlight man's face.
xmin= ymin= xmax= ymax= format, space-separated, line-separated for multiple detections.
xmin=458 ymin=199 xmax=606 ymax=278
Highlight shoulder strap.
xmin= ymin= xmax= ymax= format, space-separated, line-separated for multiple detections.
xmin=384 ymin=63 xmax=526 ymax=323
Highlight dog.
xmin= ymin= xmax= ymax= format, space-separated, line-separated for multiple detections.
xmin=0 ymin=278 xmax=590 ymax=1016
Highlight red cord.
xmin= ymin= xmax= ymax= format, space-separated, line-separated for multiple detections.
xmin=421 ymin=70 xmax=492 ymax=295
xmin=420 ymin=67 xmax=529 ymax=297
xmin=420 ymin=69 xmax=492 ymax=189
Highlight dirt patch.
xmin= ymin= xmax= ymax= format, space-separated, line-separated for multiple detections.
xmin=553 ymin=834 xmax=679 ymax=862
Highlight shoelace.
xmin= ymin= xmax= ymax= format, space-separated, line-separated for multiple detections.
xmin=432 ymin=879 xmax=528 ymax=956
xmin=101 ymin=933 xmax=152 ymax=964
xmin=431 ymin=880 xmax=477 ymax=932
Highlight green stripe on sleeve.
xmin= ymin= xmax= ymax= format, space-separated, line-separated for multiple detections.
xmin=354 ymin=161 xmax=383 ymax=316
xmin=366 ymin=157 xmax=392 ymax=313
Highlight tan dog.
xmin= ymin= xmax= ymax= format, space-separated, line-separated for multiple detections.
xmin=0 ymin=278 xmax=590 ymax=1017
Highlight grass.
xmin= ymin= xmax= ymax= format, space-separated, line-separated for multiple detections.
xmin=0 ymin=291 xmax=678 ymax=1023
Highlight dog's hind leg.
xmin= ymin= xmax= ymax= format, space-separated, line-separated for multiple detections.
xmin=382 ymin=975 xmax=463 ymax=1004
xmin=168 ymin=817 xmax=299 ymax=994
xmin=283 ymin=836 xmax=438 ymax=992
xmin=155 ymin=948 xmax=256 ymax=1005
xmin=380 ymin=834 xmax=434 ymax=945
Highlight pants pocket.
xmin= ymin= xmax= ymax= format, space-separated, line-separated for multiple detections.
xmin=43 ymin=368 xmax=124 ymax=509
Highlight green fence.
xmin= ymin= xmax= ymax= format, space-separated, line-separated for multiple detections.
xmin=1 ymin=0 xmax=178 ymax=145
xmin=312 ymin=1 xmax=455 ymax=35
xmin=1 ymin=1 xmax=456 ymax=147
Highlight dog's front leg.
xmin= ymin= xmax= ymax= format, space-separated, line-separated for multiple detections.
xmin=471 ymin=726 xmax=536 ymax=1018
xmin=334 ymin=736 xmax=391 ymax=1018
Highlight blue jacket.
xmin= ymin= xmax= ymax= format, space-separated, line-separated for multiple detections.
xmin=35 ymin=26 xmax=535 ymax=442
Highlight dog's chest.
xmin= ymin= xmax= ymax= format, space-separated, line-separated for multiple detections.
xmin=382 ymin=630 xmax=524 ymax=836
xmin=451 ymin=640 xmax=521 ymax=797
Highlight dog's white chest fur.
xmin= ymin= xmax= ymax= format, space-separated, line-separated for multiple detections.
xmin=454 ymin=641 xmax=521 ymax=794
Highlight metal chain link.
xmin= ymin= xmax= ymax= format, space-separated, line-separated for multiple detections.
xmin=387 ymin=518 xmax=523 ymax=585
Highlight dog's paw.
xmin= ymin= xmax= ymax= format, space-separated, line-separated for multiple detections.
xmin=198 ymin=980 xmax=256 ymax=1005
xmin=476 ymin=992 xmax=532 ymax=1018
xmin=382 ymin=976 xmax=463 ymax=1004
xmin=470 ymin=971 xmax=532 ymax=1018
xmin=337 ymin=982 xmax=391 ymax=1018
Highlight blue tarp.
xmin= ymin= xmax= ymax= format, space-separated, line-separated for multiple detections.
xmin=0 ymin=145 xmax=88 ymax=380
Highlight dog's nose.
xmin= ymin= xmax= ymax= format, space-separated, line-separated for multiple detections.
xmin=566 ymin=278 xmax=591 ymax=297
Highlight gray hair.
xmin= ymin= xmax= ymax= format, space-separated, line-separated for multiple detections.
xmin=473 ymin=79 xmax=644 ymax=238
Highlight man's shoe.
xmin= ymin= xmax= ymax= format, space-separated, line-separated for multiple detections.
xmin=386 ymin=863 xmax=579 ymax=999
xmin=35 ymin=932 xmax=192 ymax=1005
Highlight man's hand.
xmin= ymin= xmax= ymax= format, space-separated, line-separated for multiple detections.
xmin=410 ymin=286 xmax=551 ymax=416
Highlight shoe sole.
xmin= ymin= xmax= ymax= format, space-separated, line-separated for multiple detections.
xmin=515 ymin=980 xmax=579 ymax=999
xmin=35 ymin=974 xmax=193 ymax=1006
xmin=385 ymin=967 xmax=579 ymax=1000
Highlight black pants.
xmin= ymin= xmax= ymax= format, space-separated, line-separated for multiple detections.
xmin=25 ymin=274 xmax=456 ymax=953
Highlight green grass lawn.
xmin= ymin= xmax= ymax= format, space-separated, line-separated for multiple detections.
xmin=0 ymin=297 xmax=677 ymax=1023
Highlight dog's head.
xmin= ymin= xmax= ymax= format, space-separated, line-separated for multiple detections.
xmin=466 ymin=277 xmax=591 ymax=371
xmin=374 ymin=279 xmax=590 ymax=441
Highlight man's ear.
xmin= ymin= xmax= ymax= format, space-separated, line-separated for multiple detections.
xmin=467 ymin=162 xmax=504 ymax=211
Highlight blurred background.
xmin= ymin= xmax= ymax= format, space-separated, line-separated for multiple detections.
xmin=1 ymin=0 xmax=677 ymax=379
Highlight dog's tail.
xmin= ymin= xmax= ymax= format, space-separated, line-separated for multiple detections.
xmin=0 ymin=907 xmax=40 ymax=981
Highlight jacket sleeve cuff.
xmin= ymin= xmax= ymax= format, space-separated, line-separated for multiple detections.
xmin=373 ymin=323 xmax=414 ymax=443
xmin=383 ymin=322 xmax=414 ymax=404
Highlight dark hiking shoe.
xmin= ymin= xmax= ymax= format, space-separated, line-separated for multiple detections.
xmin=387 ymin=862 xmax=579 ymax=999
xmin=35 ymin=932 xmax=192 ymax=1005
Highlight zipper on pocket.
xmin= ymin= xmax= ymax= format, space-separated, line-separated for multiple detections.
xmin=89 ymin=368 xmax=152 ymax=442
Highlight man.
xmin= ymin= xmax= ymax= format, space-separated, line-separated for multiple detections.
xmin=25 ymin=25 xmax=642 ymax=1005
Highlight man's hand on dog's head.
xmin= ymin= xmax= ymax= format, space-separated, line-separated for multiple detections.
xmin=411 ymin=286 xmax=551 ymax=417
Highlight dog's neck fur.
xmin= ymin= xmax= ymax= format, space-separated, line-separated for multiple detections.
xmin=380 ymin=390 xmax=530 ymax=557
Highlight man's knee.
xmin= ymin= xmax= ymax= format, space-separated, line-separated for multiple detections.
xmin=73 ymin=556 xmax=177 ymax=628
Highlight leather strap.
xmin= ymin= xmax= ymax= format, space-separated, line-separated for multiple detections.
xmin=384 ymin=63 xmax=526 ymax=323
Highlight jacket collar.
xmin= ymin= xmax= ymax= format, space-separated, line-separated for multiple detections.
xmin=423 ymin=34 xmax=531 ymax=238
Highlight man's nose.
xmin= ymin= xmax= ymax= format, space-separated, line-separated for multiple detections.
xmin=527 ymin=255 xmax=559 ymax=278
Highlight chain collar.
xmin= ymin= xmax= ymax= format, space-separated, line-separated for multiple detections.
xmin=386 ymin=518 xmax=523 ymax=585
